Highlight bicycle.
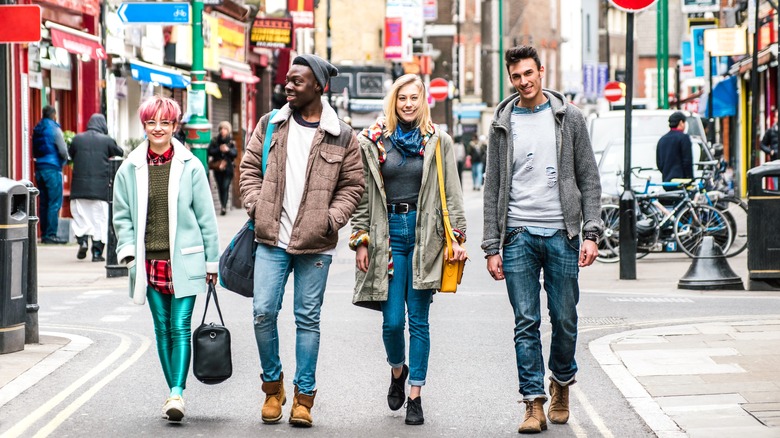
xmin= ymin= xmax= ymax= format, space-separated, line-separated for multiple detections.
xmin=693 ymin=159 xmax=748 ymax=257
xmin=597 ymin=168 xmax=733 ymax=262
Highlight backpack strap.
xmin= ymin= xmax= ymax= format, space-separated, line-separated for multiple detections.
xmin=262 ymin=109 xmax=279 ymax=174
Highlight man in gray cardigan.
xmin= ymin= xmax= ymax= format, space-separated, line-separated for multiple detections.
xmin=481 ymin=45 xmax=603 ymax=434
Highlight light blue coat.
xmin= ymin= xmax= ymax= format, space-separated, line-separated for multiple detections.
xmin=113 ymin=139 xmax=220 ymax=304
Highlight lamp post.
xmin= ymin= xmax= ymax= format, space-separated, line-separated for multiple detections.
xmin=186 ymin=0 xmax=211 ymax=170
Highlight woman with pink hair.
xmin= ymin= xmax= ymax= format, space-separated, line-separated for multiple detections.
xmin=112 ymin=95 xmax=220 ymax=422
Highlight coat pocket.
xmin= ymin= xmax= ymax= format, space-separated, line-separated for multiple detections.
xmin=181 ymin=245 xmax=207 ymax=279
xmin=317 ymin=149 xmax=344 ymax=180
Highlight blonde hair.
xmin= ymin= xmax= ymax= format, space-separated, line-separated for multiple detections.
xmin=383 ymin=74 xmax=432 ymax=135
xmin=217 ymin=121 xmax=232 ymax=133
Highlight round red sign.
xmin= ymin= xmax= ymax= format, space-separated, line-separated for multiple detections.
xmin=429 ymin=78 xmax=449 ymax=102
xmin=603 ymin=81 xmax=625 ymax=103
xmin=609 ymin=0 xmax=656 ymax=12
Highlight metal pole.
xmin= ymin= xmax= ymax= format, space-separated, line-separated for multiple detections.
xmin=675 ymin=61 xmax=681 ymax=109
xmin=752 ymin=0 xmax=760 ymax=169
xmin=708 ymin=51 xmax=716 ymax=144
xmin=23 ymin=182 xmax=39 ymax=344
xmin=656 ymin=0 xmax=662 ymax=109
xmin=605 ymin=1 xmax=611 ymax=80
xmin=661 ymin=0 xmax=669 ymax=109
xmin=326 ymin=0 xmax=332 ymax=107
xmin=498 ymin=0 xmax=504 ymax=102
xmin=619 ymin=12 xmax=637 ymax=280
xmin=186 ymin=0 xmax=211 ymax=170
xmin=106 ymin=158 xmax=127 ymax=277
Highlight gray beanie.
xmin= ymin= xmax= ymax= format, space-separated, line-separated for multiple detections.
xmin=292 ymin=54 xmax=338 ymax=92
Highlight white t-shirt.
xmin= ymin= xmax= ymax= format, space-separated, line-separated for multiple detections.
xmin=278 ymin=115 xmax=317 ymax=249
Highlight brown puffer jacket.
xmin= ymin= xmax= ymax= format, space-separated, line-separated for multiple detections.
xmin=239 ymin=101 xmax=364 ymax=254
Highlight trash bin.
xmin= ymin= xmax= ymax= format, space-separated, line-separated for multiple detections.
xmin=0 ymin=178 xmax=29 ymax=354
xmin=747 ymin=161 xmax=780 ymax=291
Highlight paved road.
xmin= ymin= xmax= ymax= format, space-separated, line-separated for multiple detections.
xmin=1 ymin=177 xmax=779 ymax=437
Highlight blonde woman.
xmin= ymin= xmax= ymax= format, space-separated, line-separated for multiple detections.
xmin=350 ymin=74 xmax=467 ymax=425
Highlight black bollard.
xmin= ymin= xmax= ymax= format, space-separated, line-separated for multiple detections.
xmin=22 ymin=181 xmax=39 ymax=344
xmin=106 ymin=157 xmax=127 ymax=278
xmin=619 ymin=190 xmax=637 ymax=279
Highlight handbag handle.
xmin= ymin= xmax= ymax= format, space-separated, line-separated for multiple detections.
xmin=201 ymin=282 xmax=226 ymax=326
xmin=434 ymin=138 xmax=456 ymax=258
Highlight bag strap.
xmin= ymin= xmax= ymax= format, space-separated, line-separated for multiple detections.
xmin=435 ymin=138 xmax=456 ymax=259
xmin=262 ymin=109 xmax=279 ymax=174
xmin=201 ymin=282 xmax=226 ymax=326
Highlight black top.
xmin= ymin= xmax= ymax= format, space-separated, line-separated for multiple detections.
xmin=68 ymin=114 xmax=124 ymax=201
xmin=382 ymin=146 xmax=423 ymax=205
xmin=656 ymin=129 xmax=693 ymax=182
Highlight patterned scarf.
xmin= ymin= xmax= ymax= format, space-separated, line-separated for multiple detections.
xmin=387 ymin=124 xmax=424 ymax=160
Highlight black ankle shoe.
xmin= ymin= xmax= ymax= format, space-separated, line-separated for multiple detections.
xmin=387 ymin=364 xmax=408 ymax=411
xmin=76 ymin=237 xmax=88 ymax=260
xmin=405 ymin=396 xmax=424 ymax=425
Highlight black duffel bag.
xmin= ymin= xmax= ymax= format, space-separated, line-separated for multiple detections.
xmin=192 ymin=282 xmax=232 ymax=384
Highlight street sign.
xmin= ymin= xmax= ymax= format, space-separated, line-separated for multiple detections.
xmin=604 ymin=81 xmax=625 ymax=103
xmin=429 ymin=78 xmax=449 ymax=101
xmin=0 ymin=5 xmax=41 ymax=43
xmin=609 ymin=0 xmax=656 ymax=12
xmin=118 ymin=2 xmax=190 ymax=25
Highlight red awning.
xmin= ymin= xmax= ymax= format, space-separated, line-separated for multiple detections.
xmin=49 ymin=26 xmax=106 ymax=60
xmin=221 ymin=66 xmax=260 ymax=84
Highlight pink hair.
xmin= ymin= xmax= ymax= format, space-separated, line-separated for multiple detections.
xmin=138 ymin=95 xmax=181 ymax=124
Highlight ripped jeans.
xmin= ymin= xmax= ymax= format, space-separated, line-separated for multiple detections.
xmin=252 ymin=243 xmax=332 ymax=395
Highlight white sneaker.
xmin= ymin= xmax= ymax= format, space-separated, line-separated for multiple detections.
xmin=162 ymin=396 xmax=185 ymax=422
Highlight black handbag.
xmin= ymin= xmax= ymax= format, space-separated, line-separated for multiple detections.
xmin=192 ymin=282 xmax=232 ymax=384
xmin=219 ymin=219 xmax=257 ymax=297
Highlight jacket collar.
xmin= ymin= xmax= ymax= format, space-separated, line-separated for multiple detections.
xmin=494 ymin=89 xmax=567 ymax=129
xmin=126 ymin=138 xmax=193 ymax=168
xmin=270 ymin=97 xmax=341 ymax=136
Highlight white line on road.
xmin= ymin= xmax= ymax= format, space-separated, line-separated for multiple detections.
xmin=0 ymin=332 xmax=92 ymax=410
xmin=81 ymin=290 xmax=115 ymax=296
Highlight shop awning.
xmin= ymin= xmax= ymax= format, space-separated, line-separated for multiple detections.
xmin=46 ymin=21 xmax=107 ymax=60
xmin=703 ymin=76 xmax=738 ymax=118
xmin=220 ymin=59 xmax=259 ymax=84
xmin=130 ymin=60 xmax=190 ymax=89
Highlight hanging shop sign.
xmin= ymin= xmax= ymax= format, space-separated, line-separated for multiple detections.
xmin=681 ymin=0 xmax=719 ymax=14
xmin=250 ymin=17 xmax=293 ymax=49
xmin=287 ymin=0 xmax=314 ymax=28
xmin=51 ymin=65 xmax=72 ymax=90
xmin=218 ymin=16 xmax=246 ymax=62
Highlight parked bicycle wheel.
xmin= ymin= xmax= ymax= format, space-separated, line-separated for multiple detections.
xmin=674 ymin=204 xmax=733 ymax=257
xmin=595 ymin=204 xmax=650 ymax=263
xmin=715 ymin=196 xmax=748 ymax=257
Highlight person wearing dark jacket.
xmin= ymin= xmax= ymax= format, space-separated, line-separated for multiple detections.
xmin=207 ymin=121 xmax=238 ymax=215
xmin=69 ymin=114 xmax=124 ymax=261
xmin=33 ymin=106 xmax=69 ymax=244
xmin=656 ymin=111 xmax=693 ymax=182
xmin=761 ymin=109 xmax=779 ymax=161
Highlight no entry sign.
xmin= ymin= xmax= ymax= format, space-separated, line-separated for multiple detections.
xmin=604 ymin=81 xmax=625 ymax=103
xmin=609 ymin=0 xmax=656 ymax=12
xmin=0 ymin=5 xmax=41 ymax=43
xmin=429 ymin=78 xmax=449 ymax=102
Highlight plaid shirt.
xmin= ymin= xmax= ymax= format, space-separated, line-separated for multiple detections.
xmin=146 ymin=145 xmax=175 ymax=294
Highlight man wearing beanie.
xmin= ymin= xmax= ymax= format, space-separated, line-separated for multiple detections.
xmin=656 ymin=111 xmax=693 ymax=182
xmin=239 ymin=54 xmax=364 ymax=428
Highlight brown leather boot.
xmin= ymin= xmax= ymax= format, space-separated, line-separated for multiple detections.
xmin=261 ymin=373 xmax=286 ymax=424
xmin=518 ymin=398 xmax=547 ymax=434
xmin=289 ymin=385 xmax=316 ymax=427
xmin=548 ymin=379 xmax=570 ymax=424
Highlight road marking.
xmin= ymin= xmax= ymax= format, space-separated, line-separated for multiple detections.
xmin=100 ymin=315 xmax=131 ymax=322
xmin=81 ymin=290 xmax=114 ymax=296
xmin=607 ymin=297 xmax=694 ymax=303
xmin=33 ymin=337 xmax=152 ymax=437
xmin=0 ymin=332 xmax=92 ymax=410
xmin=572 ymin=385 xmax=614 ymax=438
xmin=1 ymin=327 xmax=139 ymax=438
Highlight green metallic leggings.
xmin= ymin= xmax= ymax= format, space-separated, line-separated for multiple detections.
xmin=146 ymin=287 xmax=196 ymax=390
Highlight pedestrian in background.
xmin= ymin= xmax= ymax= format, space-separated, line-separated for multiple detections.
xmin=454 ymin=136 xmax=466 ymax=185
xmin=208 ymin=121 xmax=238 ymax=215
xmin=239 ymin=54 xmax=363 ymax=428
xmin=350 ymin=74 xmax=467 ymax=426
xmin=68 ymin=113 xmax=123 ymax=261
xmin=113 ymin=96 xmax=219 ymax=423
xmin=469 ymin=135 xmax=486 ymax=190
xmin=761 ymin=108 xmax=779 ymax=162
xmin=32 ymin=105 xmax=69 ymax=244
xmin=656 ymin=111 xmax=693 ymax=182
xmin=482 ymin=45 xmax=602 ymax=434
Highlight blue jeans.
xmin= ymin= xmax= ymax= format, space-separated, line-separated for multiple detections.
xmin=252 ymin=243 xmax=332 ymax=395
xmin=381 ymin=211 xmax=433 ymax=386
xmin=35 ymin=167 xmax=63 ymax=239
xmin=502 ymin=227 xmax=580 ymax=400
xmin=471 ymin=162 xmax=484 ymax=189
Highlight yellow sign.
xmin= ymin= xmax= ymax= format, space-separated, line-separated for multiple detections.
xmin=703 ymin=27 xmax=747 ymax=57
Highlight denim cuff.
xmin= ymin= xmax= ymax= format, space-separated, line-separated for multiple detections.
xmin=387 ymin=358 xmax=405 ymax=369
xmin=408 ymin=379 xmax=426 ymax=387
xmin=522 ymin=393 xmax=548 ymax=402
xmin=550 ymin=375 xmax=577 ymax=387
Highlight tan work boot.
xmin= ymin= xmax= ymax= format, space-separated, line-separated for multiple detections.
xmin=289 ymin=385 xmax=316 ymax=427
xmin=261 ymin=372 xmax=286 ymax=424
xmin=548 ymin=379 xmax=570 ymax=424
xmin=518 ymin=398 xmax=547 ymax=434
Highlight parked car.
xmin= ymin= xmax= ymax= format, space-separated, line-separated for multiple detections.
xmin=588 ymin=109 xmax=708 ymax=161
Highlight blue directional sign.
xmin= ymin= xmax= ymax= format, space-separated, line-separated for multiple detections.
xmin=118 ymin=2 xmax=190 ymax=25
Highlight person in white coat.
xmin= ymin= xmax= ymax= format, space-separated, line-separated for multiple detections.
xmin=113 ymin=96 xmax=219 ymax=422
